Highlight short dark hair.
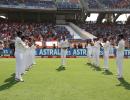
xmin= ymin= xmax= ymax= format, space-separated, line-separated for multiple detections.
xmin=21 ymin=35 xmax=26 ymax=41
xmin=17 ymin=31 xmax=23 ymax=37
xmin=118 ymin=34 xmax=124 ymax=39
xmin=103 ymin=38 xmax=107 ymax=42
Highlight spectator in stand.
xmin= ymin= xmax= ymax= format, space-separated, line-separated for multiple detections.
xmin=78 ymin=23 xmax=130 ymax=48
xmin=56 ymin=0 xmax=81 ymax=9
xmin=0 ymin=21 xmax=72 ymax=48
xmin=0 ymin=0 xmax=56 ymax=8
xmin=86 ymin=0 xmax=130 ymax=9
xmin=78 ymin=43 xmax=83 ymax=48
xmin=53 ymin=44 xmax=56 ymax=49
xmin=73 ymin=43 xmax=77 ymax=49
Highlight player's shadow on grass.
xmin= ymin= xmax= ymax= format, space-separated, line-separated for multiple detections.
xmin=93 ymin=66 xmax=102 ymax=71
xmin=0 ymin=73 xmax=18 ymax=91
xmin=116 ymin=78 xmax=130 ymax=90
xmin=102 ymin=70 xmax=113 ymax=75
xmin=87 ymin=63 xmax=102 ymax=71
xmin=86 ymin=63 xmax=92 ymax=66
xmin=56 ymin=66 xmax=65 ymax=71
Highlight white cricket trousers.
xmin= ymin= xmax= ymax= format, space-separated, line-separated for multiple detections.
xmin=104 ymin=51 xmax=109 ymax=70
xmin=21 ymin=52 xmax=26 ymax=74
xmin=87 ymin=50 xmax=92 ymax=63
xmin=95 ymin=51 xmax=100 ymax=67
xmin=15 ymin=51 xmax=24 ymax=79
xmin=116 ymin=51 xmax=124 ymax=78
xmin=32 ymin=49 xmax=36 ymax=64
xmin=61 ymin=49 xmax=67 ymax=66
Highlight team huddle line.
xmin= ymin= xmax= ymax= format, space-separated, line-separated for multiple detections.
xmin=14 ymin=31 xmax=125 ymax=82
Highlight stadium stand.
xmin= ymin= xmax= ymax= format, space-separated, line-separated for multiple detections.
xmin=0 ymin=0 xmax=130 ymax=9
xmin=99 ymin=0 xmax=130 ymax=9
xmin=0 ymin=0 xmax=56 ymax=8
xmin=78 ymin=23 xmax=130 ymax=47
xmin=0 ymin=21 xmax=73 ymax=48
xmin=79 ymin=23 xmax=130 ymax=38
xmin=0 ymin=0 xmax=130 ymax=48
xmin=56 ymin=0 xmax=81 ymax=9
xmin=85 ymin=0 xmax=130 ymax=9
xmin=86 ymin=0 xmax=100 ymax=9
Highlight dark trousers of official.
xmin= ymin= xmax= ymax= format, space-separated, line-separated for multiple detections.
xmin=10 ymin=49 xmax=15 ymax=56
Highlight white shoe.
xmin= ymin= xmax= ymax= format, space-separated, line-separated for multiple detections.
xmin=21 ymin=72 xmax=26 ymax=75
xmin=20 ymin=78 xmax=24 ymax=82
xmin=33 ymin=62 xmax=36 ymax=65
xmin=15 ymin=78 xmax=20 ymax=81
xmin=117 ymin=75 xmax=123 ymax=79
xmin=15 ymin=78 xmax=24 ymax=82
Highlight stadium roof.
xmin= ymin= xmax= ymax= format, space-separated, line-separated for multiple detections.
xmin=86 ymin=13 xmax=99 ymax=21
xmin=85 ymin=13 xmax=130 ymax=24
xmin=116 ymin=14 xmax=130 ymax=22
xmin=0 ymin=15 xmax=6 ymax=19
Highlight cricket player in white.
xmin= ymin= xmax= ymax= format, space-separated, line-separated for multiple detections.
xmin=26 ymin=40 xmax=32 ymax=70
xmin=102 ymin=38 xmax=110 ymax=71
xmin=60 ymin=37 xmax=69 ymax=69
xmin=21 ymin=36 xmax=28 ymax=75
xmin=30 ymin=36 xmax=36 ymax=65
xmin=24 ymin=39 xmax=30 ymax=71
xmin=31 ymin=44 xmax=36 ymax=65
xmin=115 ymin=35 xmax=125 ymax=79
xmin=91 ymin=41 xmax=95 ymax=65
xmin=28 ymin=38 xmax=35 ymax=67
xmin=15 ymin=32 xmax=28 ymax=82
xmin=87 ymin=40 xmax=92 ymax=63
xmin=94 ymin=38 xmax=101 ymax=67
xmin=28 ymin=47 xmax=32 ymax=67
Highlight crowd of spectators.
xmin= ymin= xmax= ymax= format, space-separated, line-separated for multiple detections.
xmin=79 ymin=23 xmax=129 ymax=36
xmin=99 ymin=0 xmax=130 ymax=9
xmin=85 ymin=0 xmax=100 ymax=9
xmin=56 ymin=0 xmax=81 ymax=9
xmin=85 ymin=0 xmax=130 ymax=9
xmin=0 ymin=0 xmax=56 ymax=8
xmin=0 ymin=21 xmax=72 ymax=48
xmin=0 ymin=0 xmax=81 ymax=9
xmin=0 ymin=0 xmax=130 ymax=9
xmin=78 ymin=22 xmax=130 ymax=48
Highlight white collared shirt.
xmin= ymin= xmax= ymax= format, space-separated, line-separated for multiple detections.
xmin=15 ymin=37 xmax=28 ymax=52
xmin=60 ymin=40 xmax=69 ymax=49
xmin=103 ymin=41 xmax=110 ymax=52
xmin=116 ymin=39 xmax=125 ymax=52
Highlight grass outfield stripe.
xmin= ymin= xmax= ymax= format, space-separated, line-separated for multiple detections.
xmin=0 ymin=58 xmax=130 ymax=100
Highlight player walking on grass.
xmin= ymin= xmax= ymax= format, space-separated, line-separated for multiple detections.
xmin=59 ymin=37 xmax=69 ymax=69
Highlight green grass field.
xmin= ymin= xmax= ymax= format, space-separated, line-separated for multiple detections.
xmin=0 ymin=58 xmax=130 ymax=100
